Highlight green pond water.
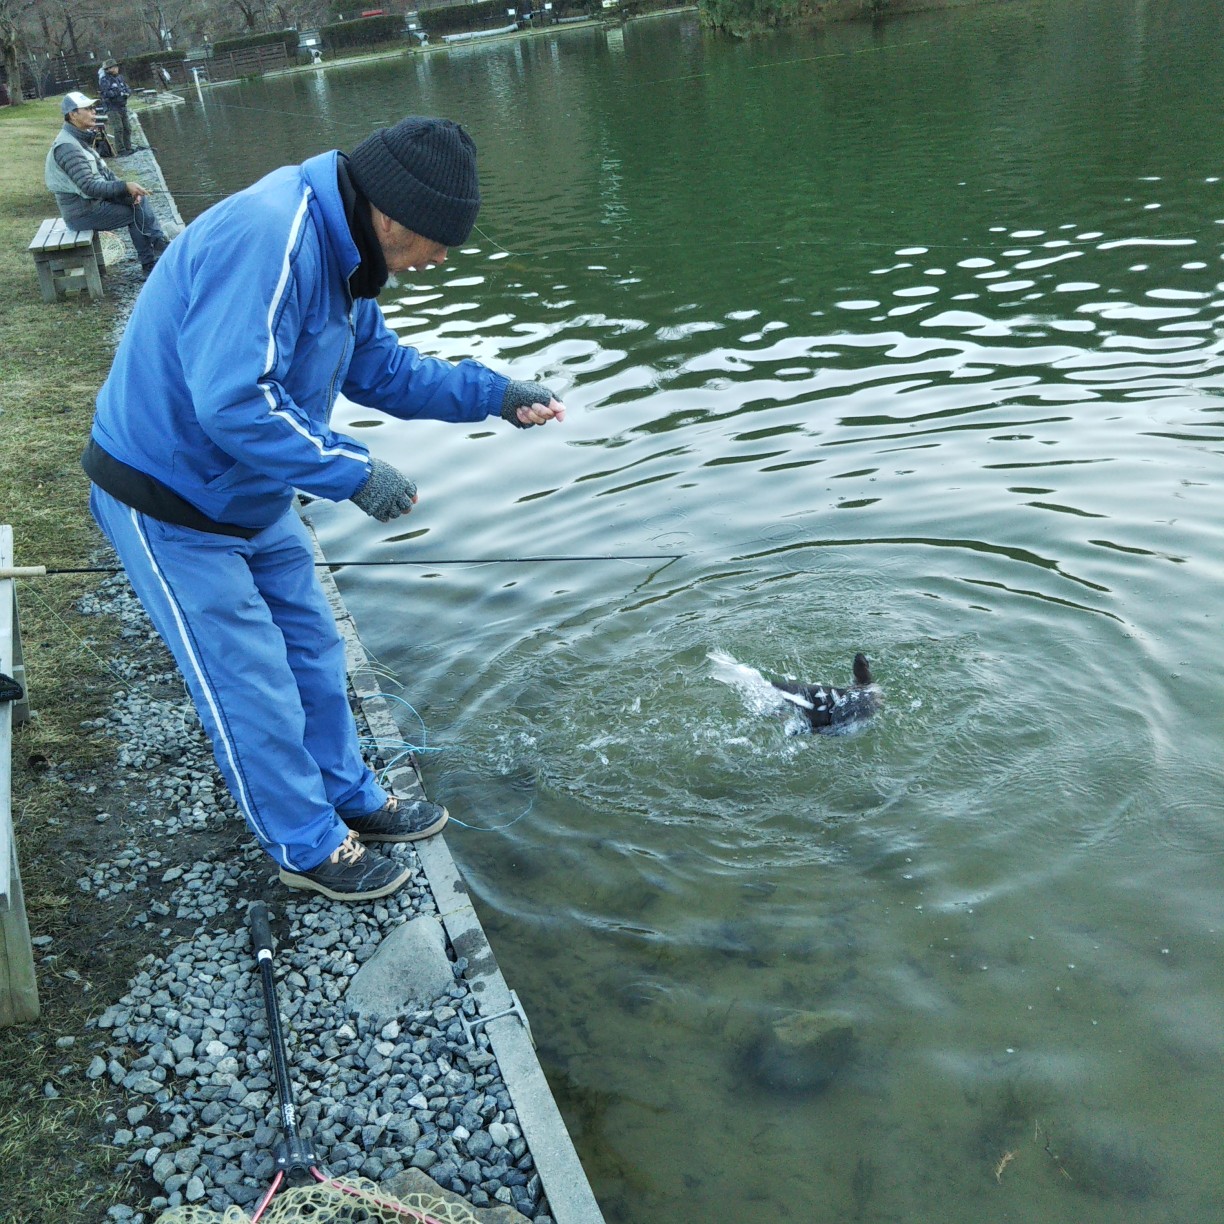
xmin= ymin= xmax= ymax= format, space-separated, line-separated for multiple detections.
xmin=144 ymin=1 xmax=1224 ymax=1218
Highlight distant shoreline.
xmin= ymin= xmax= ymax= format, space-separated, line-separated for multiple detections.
xmin=148 ymin=0 xmax=1003 ymax=100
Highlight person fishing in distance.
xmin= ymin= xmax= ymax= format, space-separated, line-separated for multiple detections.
xmin=82 ymin=115 xmax=565 ymax=903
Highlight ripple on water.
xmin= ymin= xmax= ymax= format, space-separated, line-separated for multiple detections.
xmin=1151 ymin=792 xmax=1224 ymax=857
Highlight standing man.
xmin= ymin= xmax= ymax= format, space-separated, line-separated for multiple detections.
xmin=98 ymin=58 xmax=134 ymax=155
xmin=45 ymin=91 xmax=169 ymax=275
xmin=82 ymin=116 xmax=566 ymax=903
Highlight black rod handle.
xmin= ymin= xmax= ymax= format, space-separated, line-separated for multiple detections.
xmin=246 ymin=902 xmax=316 ymax=1178
xmin=250 ymin=902 xmax=274 ymax=959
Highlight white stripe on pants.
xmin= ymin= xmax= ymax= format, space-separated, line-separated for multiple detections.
xmin=89 ymin=486 xmax=385 ymax=869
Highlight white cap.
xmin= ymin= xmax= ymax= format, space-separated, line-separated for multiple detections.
xmin=62 ymin=91 xmax=97 ymax=115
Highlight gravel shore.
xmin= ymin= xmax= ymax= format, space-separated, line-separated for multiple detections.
xmin=68 ymin=575 xmax=552 ymax=1223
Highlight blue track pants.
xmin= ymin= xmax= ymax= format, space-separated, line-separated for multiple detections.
xmin=90 ymin=487 xmax=386 ymax=870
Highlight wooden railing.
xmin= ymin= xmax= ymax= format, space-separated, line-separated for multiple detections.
xmin=0 ymin=525 xmax=39 ymax=1025
xmin=195 ymin=44 xmax=291 ymax=84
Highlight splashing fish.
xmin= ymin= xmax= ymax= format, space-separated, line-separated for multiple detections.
xmin=708 ymin=650 xmax=883 ymax=735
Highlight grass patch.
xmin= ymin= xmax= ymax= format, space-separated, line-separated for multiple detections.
xmin=0 ymin=103 xmax=124 ymax=754
xmin=0 ymin=100 xmax=146 ymax=1223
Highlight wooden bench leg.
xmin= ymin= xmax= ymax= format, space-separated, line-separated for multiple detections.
xmin=31 ymin=222 xmax=105 ymax=302
xmin=84 ymin=252 xmax=103 ymax=301
xmin=33 ymin=255 xmax=57 ymax=304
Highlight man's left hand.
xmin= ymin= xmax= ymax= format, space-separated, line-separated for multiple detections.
xmin=501 ymin=380 xmax=566 ymax=429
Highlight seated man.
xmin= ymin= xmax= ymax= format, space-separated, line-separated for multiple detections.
xmin=45 ymin=91 xmax=169 ymax=277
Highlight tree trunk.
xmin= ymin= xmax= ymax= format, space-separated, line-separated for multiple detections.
xmin=2 ymin=42 xmax=24 ymax=106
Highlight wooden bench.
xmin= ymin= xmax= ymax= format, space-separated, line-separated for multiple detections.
xmin=0 ymin=526 xmax=39 ymax=1025
xmin=29 ymin=217 xmax=105 ymax=303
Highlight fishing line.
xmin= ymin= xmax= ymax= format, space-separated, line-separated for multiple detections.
xmin=455 ymin=227 xmax=1211 ymax=261
xmin=147 ymin=188 xmax=224 ymax=197
xmin=323 ymin=554 xmax=686 ymax=567
xmin=471 ymin=222 xmax=516 ymax=256
xmin=447 ymin=801 xmax=534 ymax=833
xmin=186 ymin=98 xmax=334 ymax=121
xmin=350 ymin=656 xmax=401 ymax=685
xmin=361 ymin=693 xmax=441 ymax=763
xmin=0 ymin=554 xmax=684 ymax=579
xmin=359 ymin=693 xmax=535 ymax=833
xmin=365 ymin=735 xmax=442 ymax=777
xmin=19 ymin=559 xmax=538 ymax=834
xmin=150 ymin=89 xmax=369 ymax=124
xmin=131 ymin=209 xmax=1211 ymax=263
xmin=16 ymin=581 xmax=135 ymax=687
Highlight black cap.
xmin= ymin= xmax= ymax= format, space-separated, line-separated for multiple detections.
xmin=348 ymin=116 xmax=480 ymax=248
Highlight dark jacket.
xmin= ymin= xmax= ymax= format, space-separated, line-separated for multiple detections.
xmin=44 ymin=123 xmax=129 ymax=207
xmin=99 ymin=70 xmax=131 ymax=107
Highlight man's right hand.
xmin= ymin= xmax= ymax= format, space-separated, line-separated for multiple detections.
xmin=500 ymin=379 xmax=566 ymax=429
xmin=126 ymin=182 xmax=149 ymax=204
xmin=350 ymin=458 xmax=418 ymax=522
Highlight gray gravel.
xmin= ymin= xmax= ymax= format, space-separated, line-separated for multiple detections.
xmin=72 ymin=574 xmax=552 ymax=1222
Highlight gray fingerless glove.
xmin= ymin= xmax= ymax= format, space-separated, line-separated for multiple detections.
xmin=351 ymin=458 xmax=417 ymax=522
xmin=500 ymin=379 xmax=556 ymax=429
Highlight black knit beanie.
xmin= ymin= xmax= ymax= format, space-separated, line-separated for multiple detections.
xmin=347 ymin=117 xmax=480 ymax=248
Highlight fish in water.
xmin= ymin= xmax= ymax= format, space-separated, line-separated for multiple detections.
xmin=708 ymin=650 xmax=883 ymax=735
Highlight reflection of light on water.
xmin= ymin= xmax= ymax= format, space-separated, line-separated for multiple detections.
xmin=302 ymin=69 xmax=334 ymax=121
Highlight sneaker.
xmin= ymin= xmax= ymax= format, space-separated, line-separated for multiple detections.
xmin=278 ymin=831 xmax=411 ymax=901
xmin=344 ymin=793 xmax=448 ymax=842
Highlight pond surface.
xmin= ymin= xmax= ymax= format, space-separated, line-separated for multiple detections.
xmin=144 ymin=2 xmax=1224 ymax=1219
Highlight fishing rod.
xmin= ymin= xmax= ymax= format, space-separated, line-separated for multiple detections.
xmin=0 ymin=554 xmax=684 ymax=580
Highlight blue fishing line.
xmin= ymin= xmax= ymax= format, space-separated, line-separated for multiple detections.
xmin=358 ymin=736 xmax=442 ymax=759
xmin=359 ymin=694 xmax=535 ymax=832
xmin=358 ymin=694 xmax=443 ymax=773
xmin=379 ymin=693 xmax=436 ymax=750
xmin=448 ymin=801 xmax=535 ymax=833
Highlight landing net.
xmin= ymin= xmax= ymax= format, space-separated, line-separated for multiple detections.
xmin=155 ymin=1173 xmax=487 ymax=1224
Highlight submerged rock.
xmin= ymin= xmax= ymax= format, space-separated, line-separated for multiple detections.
xmin=1055 ymin=1126 xmax=1161 ymax=1201
xmin=739 ymin=1009 xmax=857 ymax=1093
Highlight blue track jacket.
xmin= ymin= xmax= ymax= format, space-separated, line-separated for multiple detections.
xmin=90 ymin=150 xmax=508 ymax=530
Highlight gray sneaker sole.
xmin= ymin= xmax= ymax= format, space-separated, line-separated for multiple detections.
xmin=349 ymin=806 xmax=449 ymax=843
xmin=277 ymin=861 xmax=412 ymax=901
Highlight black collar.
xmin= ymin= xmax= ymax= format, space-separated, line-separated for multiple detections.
xmin=336 ymin=153 xmax=388 ymax=299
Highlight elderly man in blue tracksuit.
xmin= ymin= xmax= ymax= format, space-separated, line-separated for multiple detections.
xmin=83 ymin=116 xmax=565 ymax=902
